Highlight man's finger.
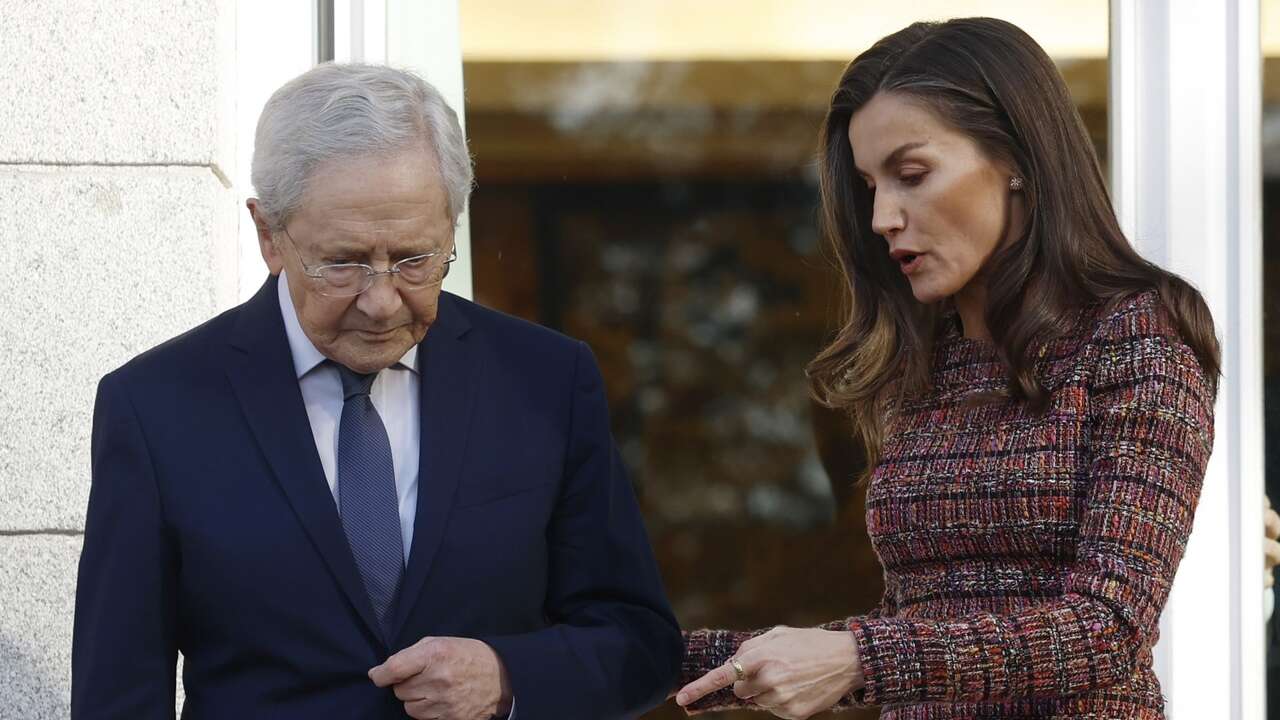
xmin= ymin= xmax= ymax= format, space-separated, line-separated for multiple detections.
xmin=1265 ymin=508 xmax=1280 ymax=539
xmin=393 ymin=678 xmax=429 ymax=702
xmin=369 ymin=655 xmax=416 ymax=688
xmin=403 ymin=696 xmax=446 ymax=720
xmin=369 ymin=640 xmax=435 ymax=687
xmin=1265 ymin=538 xmax=1280 ymax=568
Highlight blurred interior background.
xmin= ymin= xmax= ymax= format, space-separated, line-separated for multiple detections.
xmin=457 ymin=3 xmax=1111 ymax=717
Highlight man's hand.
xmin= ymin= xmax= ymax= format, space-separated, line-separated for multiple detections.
xmin=369 ymin=637 xmax=513 ymax=720
xmin=1265 ymin=495 xmax=1280 ymax=589
xmin=674 ymin=627 xmax=862 ymax=720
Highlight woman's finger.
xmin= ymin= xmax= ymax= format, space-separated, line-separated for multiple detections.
xmin=675 ymin=662 xmax=739 ymax=707
xmin=676 ymin=654 xmax=760 ymax=707
xmin=733 ymin=676 xmax=771 ymax=700
xmin=740 ymin=627 xmax=786 ymax=656
xmin=751 ymin=688 xmax=781 ymax=711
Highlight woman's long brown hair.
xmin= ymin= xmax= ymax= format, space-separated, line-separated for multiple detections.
xmin=807 ymin=18 xmax=1221 ymax=480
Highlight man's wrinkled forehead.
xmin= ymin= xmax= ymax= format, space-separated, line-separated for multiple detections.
xmin=301 ymin=224 xmax=453 ymax=255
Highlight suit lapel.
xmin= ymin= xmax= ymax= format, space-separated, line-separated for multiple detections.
xmin=391 ymin=293 xmax=481 ymax=642
xmin=224 ymin=276 xmax=384 ymax=646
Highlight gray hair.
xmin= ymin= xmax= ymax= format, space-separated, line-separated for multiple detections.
xmin=251 ymin=63 xmax=473 ymax=228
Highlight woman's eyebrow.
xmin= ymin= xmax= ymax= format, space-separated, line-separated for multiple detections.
xmin=853 ymin=141 xmax=928 ymax=176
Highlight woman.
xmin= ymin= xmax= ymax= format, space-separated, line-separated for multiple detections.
xmin=676 ymin=17 xmax=1219 ymax=720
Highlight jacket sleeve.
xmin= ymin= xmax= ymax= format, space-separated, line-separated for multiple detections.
xmin=482 ymin=342 xmax=684 ymax=719
xmin=72 ymin=372 xmax=179 ymax=719
xmin=847 ymin=301 xmax=1215 ymax=705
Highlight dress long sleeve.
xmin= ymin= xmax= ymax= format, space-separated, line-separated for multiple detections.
xmin=848 ymin=295 xmax=1213 ymax=707
xmin=681 ymin=292 xmax=1214 ymax=719
xmin=679 ymin=587 xmax=899 ymax=713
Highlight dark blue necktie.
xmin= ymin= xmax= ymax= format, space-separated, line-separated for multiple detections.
xmin=335 ymin=365 xmax=404 ymax=637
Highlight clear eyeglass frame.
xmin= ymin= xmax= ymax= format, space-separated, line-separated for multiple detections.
xmin=277 ymin=226 xmax=457 ymax=298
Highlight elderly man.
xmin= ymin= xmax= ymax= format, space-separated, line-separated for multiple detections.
xmin=71 ymin=64 xmax=682 ymax=719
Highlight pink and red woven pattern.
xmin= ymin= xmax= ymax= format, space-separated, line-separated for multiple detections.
xmin=683 ymin=291 xmax=1214 ymax=719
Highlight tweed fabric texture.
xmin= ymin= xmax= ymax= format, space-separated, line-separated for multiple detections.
xmin=336 ymin=365 xmax=405 ymax=638
xmin=683 ymin=292 xmax=1214 ymax=718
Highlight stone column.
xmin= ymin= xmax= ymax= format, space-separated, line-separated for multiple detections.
xmin=0 ymin=2 xmax=238 ymax=717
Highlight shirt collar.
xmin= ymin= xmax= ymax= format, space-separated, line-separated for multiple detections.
xmin=277 ymin=270 xmax=419 ymax=379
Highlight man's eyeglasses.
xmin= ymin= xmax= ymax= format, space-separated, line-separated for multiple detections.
xmin=276 ymin=227 xmax=457 ymax=298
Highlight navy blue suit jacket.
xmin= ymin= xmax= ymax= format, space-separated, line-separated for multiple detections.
xmin=72 ymin=276 xmax=683 ymax=719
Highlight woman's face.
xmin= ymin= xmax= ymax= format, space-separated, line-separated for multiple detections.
xmin=847 ymin=91 xmax=1023 ymax=305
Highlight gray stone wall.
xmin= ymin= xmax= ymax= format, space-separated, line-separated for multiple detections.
xmin=0 ymin=1 xmax=238 ymax=717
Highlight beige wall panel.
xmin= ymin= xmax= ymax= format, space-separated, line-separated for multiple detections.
xmin=0 ymin=535 xmax=79 ymax=720
xmin=0 ymin=166 xmax=237 ymax=531
xmin=0 ymin=0 xmax=235 ymax=174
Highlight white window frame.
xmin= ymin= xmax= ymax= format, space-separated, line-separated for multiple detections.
xmin=1110 ymin=1 xmax=1264 ymax=718
xmin=330 ymin=0 xmax=473 ymax=301
xmin=233 ymin=2 xmax=316 ymax=303
xmin=234 ymin=0 xmax=471 ymax=303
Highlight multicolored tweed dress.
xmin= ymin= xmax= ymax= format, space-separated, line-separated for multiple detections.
xmin=683 ymin=291 xmax=1215 ymax=719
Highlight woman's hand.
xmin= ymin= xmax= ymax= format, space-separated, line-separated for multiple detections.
xmin=674 ymin=626 xmax=863 ymax=719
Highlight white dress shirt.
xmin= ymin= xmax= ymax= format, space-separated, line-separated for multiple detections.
xmin=278 ymin=271 xmax=420 ymax=562
xmin=278 ymin=274 xmax=517 ymax=718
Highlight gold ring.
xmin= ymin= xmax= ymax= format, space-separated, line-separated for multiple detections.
xmin=730 ymin=657 xmax=746 ymax=682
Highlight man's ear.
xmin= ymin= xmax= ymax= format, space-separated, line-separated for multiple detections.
xmin=247 ymin=198 xmax=285 ymax=275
